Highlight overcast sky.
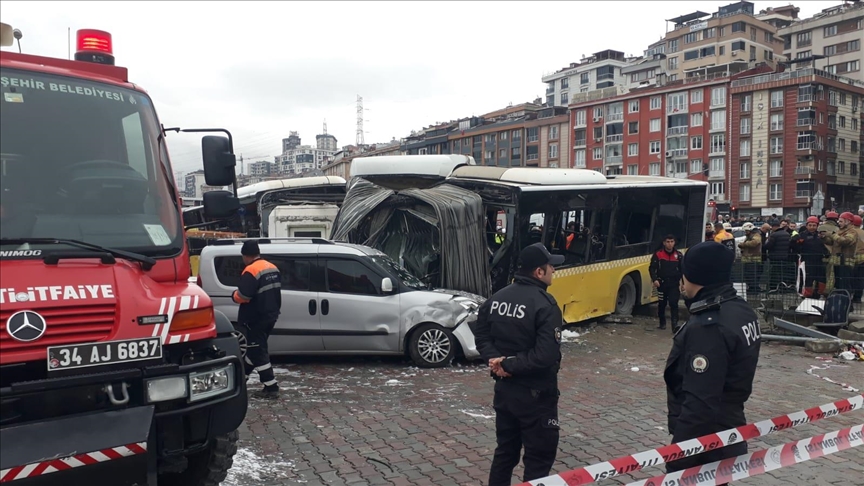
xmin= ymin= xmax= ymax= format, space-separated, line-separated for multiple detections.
xmin=2 ymin=1 xmax=829 ymax=175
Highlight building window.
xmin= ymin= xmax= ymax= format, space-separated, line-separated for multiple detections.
xmin=710 ymin=157 xmax=725 ymax=173
xmin=711 ymin=110 xmax=726 ymax=130
xmin=549 ymin=126 xmax=559 ymax=140
xmin=838 ymin=161 xmax=845 ymax=174
xmin=668 ymin=56 xmax=679 ymax=71
xmin=770 ymin=114 xmax=783 ymax=131
xmin=824 ymin=25 xmax=837 ymax=37
xmin=486 ymin=133 xmax=496 ymax=143
xmin=650 ymin=118 xmax=661 ymax=132
xmin=770 ymin=90 xmax=784 ymax=108
xmin=499 ymin=149 xmax=506 ymax=158
xmin=668 ymin=39 xmax=679 ymax=53
xmin=575 ymin=110 xmax=587 ymax=126
xmin=740 ymin=183 xmax=751 ymax=202
xmin=769 ymin=183 xmax=782 ymax=201
xmin=561 ymin=92 xmax=569 ymax=105
xmin=688 ymin=159 xmax=700 ymax=174
xmin=839 ymin=116 xmax=846 ymax=129
xmin=740 ymin=139 xmax=751 ymax=157
xmin=741 ymin=94 xmax=752 ymax=112
xmin=710 ymin=182 xmax=725 ymax=199
xmin=731 ymin=40 xmax=746 ymax=51
xmin=549 ymin=144 xmax=559 ymax=159
xmin=649 ymin=163 xmax=660 ymax=176
xmin=667 ymin=92 xmax=688 ymax=113
xmin=740 ymin=161 xmax=751 ymax=179
xmin=797 ymin=31 xmax=811 ymax=47
xmin=629 ymin=100 xmax=639 ymax=113
xmin=594 ymin=127 xmax=603 ymax=140
xmin=484 ymin=150 xmax=493 ymax=162
xmin=580 ymin=73 xmax=590 ymax=85
xmin=649 ymin=141 xmax=661 ymax=154
xmin=593 ymin=107 xmax=604 ymax=119
xmin=593 ymin=147 xmax=603 ymax=160
xmin=691 ymin=136 xmax=703 ymax=150
xmin=511 ymin=147 xmax=521 ymax=159
xmin=628 ymin=143 xmax=638 ymax=156
xmin=710 ymin=87 xmax=726 ymax=107
xmin=627 ymin=164 xmax=638 ymax=175
xmin=691 ymin=112 xmax=703 ymax=127
xmin=628 ymin=121 xmax=639 ymax=134
xmin=500 ymin=131 xmax=508 ymax=141
xmin=513 ymin=129 xmax=521 ymax=139
xmin=710 ymin=134 xmax=726 ymax=154
xmin=770 ymin=137 xmax=783 ymax=154
xmin=650 ymin=96 xmax=662 ymax=110
xmin=575 ymin=149 xmax=586 ymax=168
xmin=561 ymin=78 xmax=569 ymax=89
xmin=770 ymin=159 xmax=783 ymax=177
xmin=839 ymin=138 xmax=846 ymax=152
xmin=691 ymin=90 xmax=703 ymax=104
xmin=740 ymin=117 xmax=751 ymax=134
xmin=527 ymin=127 xmax=538 ymax=142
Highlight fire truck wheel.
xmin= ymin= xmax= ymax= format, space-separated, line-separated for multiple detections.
xmin=159 ymin=429 xmax=239 ymax=486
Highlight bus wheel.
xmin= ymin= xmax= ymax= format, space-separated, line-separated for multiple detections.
xmin=615 ymin=276 xmax=637 ymax=316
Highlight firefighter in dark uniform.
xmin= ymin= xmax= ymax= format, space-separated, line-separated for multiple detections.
xmin=233 ymin=241 xmax=282 ymax=399
xmin=470 ymin=243 xmax=564 ymax=486
xmin=649 ymin=234 xmax=684 ymax=332
xmin=664 ymin=241 xmax=761 ymax=480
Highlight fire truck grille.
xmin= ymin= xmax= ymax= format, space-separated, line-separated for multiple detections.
xmin=0 ymin=304 xmax=116 ymax=354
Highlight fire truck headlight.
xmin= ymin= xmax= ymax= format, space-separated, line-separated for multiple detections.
xmin=145 ymin=376 xmax=188 ymax=403
xmin=188 ymin=363 xmax=235 ymax=402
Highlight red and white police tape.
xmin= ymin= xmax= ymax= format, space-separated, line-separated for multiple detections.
xmin=625 ymin=424 xmax=864 ymax=486
xmin=520 ymin=393 xmax=863 ymax=486
xmin=0 ymin=442 xmax=147 ymax=483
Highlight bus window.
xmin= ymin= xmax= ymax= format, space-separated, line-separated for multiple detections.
xmin=527 ymin=213 xmax=544 ymax=246
xmin=583 ymin=208 xmax=612 ymax=264
xmin=612 ymin=189 xmax=656 ymax=259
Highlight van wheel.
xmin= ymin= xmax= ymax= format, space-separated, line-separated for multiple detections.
xmin=409 ymin=323 xmax=456 ymax=368
xmin=231 ymin=323 xmax=248 ymax=359
xmin=615 ymin=276 xmax=637 ymax=316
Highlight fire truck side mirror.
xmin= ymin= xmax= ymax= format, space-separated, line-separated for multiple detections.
xmin=201 ymin=135 xmax=236 ymax=187
xmin=202 ymin=190 xmax=240 ymax=219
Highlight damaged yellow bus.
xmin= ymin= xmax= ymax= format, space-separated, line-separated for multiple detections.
xmin=333 ymin=155 xmax=708 ymax=324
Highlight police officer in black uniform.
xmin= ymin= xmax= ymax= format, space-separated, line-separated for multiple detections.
xmin=665 ymin=241 xmax=761 ymax=479
xmin=471 ymin=243 xmax=564 ymax=486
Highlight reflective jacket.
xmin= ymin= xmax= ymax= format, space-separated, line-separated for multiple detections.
xmin=738 ymin=232 xmax=762 ymax=263
xmin=233 ymin=258 xmax=282 ymax=324
xmin=649 ymin=248 xmax=683 ymax=286
xmin=823 ymin=226 xmax=858 ymax=267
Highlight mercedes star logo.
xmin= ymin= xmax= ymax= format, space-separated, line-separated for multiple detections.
xmin=6 ymin=310 xmax=47 ymax=342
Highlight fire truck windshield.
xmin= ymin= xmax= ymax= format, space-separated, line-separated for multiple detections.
xmin=0 ymin=68 xmax=183 ymax=258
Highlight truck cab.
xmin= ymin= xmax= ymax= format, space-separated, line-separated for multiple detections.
xmin=1 ymin=24 xmax=246 ymax=485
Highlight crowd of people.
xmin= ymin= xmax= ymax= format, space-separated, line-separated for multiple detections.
xmin=706 ymin=209 xmax=864 ymax=306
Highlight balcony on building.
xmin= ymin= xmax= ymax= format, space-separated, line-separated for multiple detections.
xmin=708 ymin=169 xmax=725 ymax=179
xmin=794 ymin=165 xmax=815 ymax=176
xmin=605 ymin=122 xmax=624 ymax=145
xmin=605 ymin=144 xmax=623 ymax=165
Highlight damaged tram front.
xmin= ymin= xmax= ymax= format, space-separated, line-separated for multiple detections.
xmin=331 ymin=155 xmax=708 ymax=324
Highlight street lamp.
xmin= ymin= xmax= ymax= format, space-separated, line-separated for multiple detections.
xmin=812 ymin=189 xmax=825 ymax=217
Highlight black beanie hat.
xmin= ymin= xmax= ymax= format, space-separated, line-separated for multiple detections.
xmin=681 ymin=241 xmax=734 ymax=286
xmin=241 ymin=240 xmax=260 ymax=257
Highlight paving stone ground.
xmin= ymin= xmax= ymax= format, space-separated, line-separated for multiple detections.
xmin=225 ymin=317 xmax=864 ymax=486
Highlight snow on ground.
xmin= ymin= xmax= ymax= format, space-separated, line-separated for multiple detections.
xmin=460 ymin=409 xmax=495 ymax=420
xmin=223 ymin=448 xmax=300 ymax=485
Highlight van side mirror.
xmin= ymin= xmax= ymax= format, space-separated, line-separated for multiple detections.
xmin=202 ymin=190 xmax=240 ymax=219
xmin=201 ymin=135 xmax=236 ymax=187
xmin=381 ymin=277 xmax=394 ymax=293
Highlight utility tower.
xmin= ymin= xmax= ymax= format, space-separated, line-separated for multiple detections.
xmin=356 ymin=95 xmax=365 ymax=146
xmin=323 ymin=119 xmax=328 ymax=135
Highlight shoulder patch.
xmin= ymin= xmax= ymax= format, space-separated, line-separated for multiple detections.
xmin=691 ymin=354 xmax=709 ymax=373
xmin=555 ymin=327 xmax=562 ymax=344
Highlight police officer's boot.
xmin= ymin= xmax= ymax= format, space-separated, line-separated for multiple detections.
xmin=657 ymin=311 xmax=666 ymax=330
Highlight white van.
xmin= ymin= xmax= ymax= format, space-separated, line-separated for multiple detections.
xmin=197 ymin=238 xmax=484 ymax=367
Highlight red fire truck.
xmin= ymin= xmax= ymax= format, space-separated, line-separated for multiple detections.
xmin=0 ymin=24 xmax=247 ymax=485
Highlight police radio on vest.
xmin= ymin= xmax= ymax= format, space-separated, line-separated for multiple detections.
xmin=490 ymin=301 xmax=526 ymax=319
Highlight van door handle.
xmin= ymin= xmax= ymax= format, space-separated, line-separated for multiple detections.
xmin=321 ymin=299 xmax=329 ymax=316
xmin=308 ymin=299 xmax=317 ymax=315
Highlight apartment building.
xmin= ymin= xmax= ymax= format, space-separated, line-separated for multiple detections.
xmin=321 ymin=141 xmax=403 ymax=180
xmin=403 ymin=122 xmax=456 ymax=155
xmin=728 ymin=68 xmax=864 ymax=218
xmin=541 ymin=50 xmax=633 ymax=107
xmin=779 ymin=1 xmax=864 ymax=82
xmin=663 ymin=1 xmax=783 ymax=82
xmin=449 ymin=104 xmax=570 ymax=168
xmin=568 ymin=67 xmax=772 ymax=195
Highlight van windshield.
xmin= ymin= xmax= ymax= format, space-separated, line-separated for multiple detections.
xmin=369 ymin=255 xmax=426 ymax=290
xmin=0 ymin=68 xmax=182 ymax=257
